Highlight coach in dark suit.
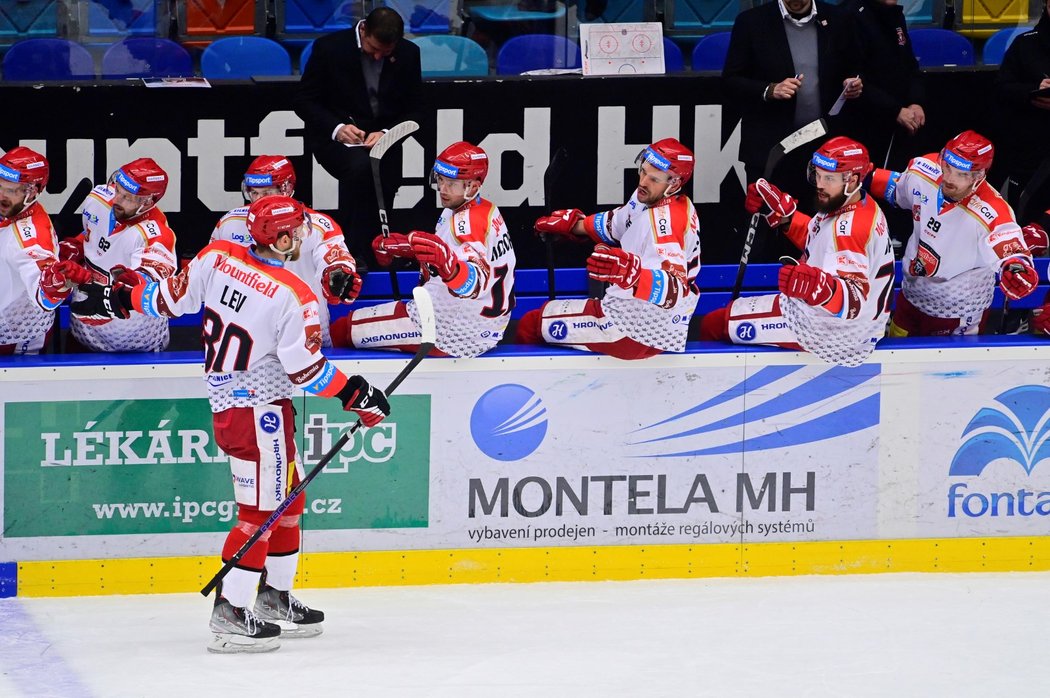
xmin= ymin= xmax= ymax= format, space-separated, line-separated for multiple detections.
xmin=294 ymin=7 xmax=424 ymax=266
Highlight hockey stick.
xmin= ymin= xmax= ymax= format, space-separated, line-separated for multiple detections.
xmin=542 ymin=147 xmax=569 ymax=301
xmin=200 ymin=285 xmax=436 ymax=597
xmin=730 ymin=118 xmax=828 ymax=301
xmin=996 ymin=156 xmax=1050 ymax=333
xmin=369 ymin=120 xmax=420 ymax=301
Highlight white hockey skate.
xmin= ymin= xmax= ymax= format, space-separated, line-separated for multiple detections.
xmin=253 ymin=583 xmax=324 ymax=638
xmin=208 ymin=596 xmax=282 ymax=654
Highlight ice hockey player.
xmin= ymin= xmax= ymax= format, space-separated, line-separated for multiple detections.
xmin=330 ymin=141 xmax=515 ymax=357
xmin=700 ymin=136 xmax=895 ymax=367
xmin=72 ymin=195 xmax=391 ymax=653
xmin=210 ymin=155 xmax=361 ymax=346
xmin=516 ymin=137 xmax=700 ymax=360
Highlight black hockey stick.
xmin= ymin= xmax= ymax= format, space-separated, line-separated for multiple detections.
xmin=731 ymin=119 xmax=828 ymax=301
xmin=369 ymin=120 xmax=420 ymax=301
xmin=200 ymin=285 xmax=437 ymax=597
xmin=541 ymin=147 xmax=569 ymax=301
xmin=997 ymin=156 xmax=1050 ymax=333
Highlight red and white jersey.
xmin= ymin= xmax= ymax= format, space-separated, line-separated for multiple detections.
xmin=417 ymin=196 xmax=516 ymax=357
xmin=872 ymin=155 xmax=1031 ymax=318
xmin=135 ymin=241 xmax=338 ymax=413
xmin=70 ymin=185 xmax=178 ymax=352
xmin=0 ymin=202 xmax=59 ymax=346
xmin=779 ymin=193 xmax=895 ymax=366
xmin=210 ymin=204 xmax=354 ymax=347
xmin=582 ymin=192 xmax=701 ymax=352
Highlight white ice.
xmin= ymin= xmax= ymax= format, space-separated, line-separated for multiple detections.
xmin=2 ymin=572 xmax=1048 ymax=698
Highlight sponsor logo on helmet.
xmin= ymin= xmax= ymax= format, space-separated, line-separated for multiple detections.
xmin=0 ymin=164 xmax=21 ymax=182
xmin=244 ymin=173 xmax=274 ymax=187
xmin=643 ymin=147 xmax=672 ymax=171
xmin=271 ymin=205 xmax=296 ymax=215
xmin=434 ymin=160 xmax=459 ymax=178
xmin=469 ymin=153 xmax=488 ymax=160
xmin=114 ymin=169 xmax=141 ymax=194
xmin=843 ymin=148 xmax=863 ymax=157
xmin=25 ymin=161 xmax=45 ymax=170
xmin=145 ymin=175 xmax=165 ymax=182
xmin=943 ymin=150 xmax=973 ymax=172
xmin=812 ymin=153 xmax=838 ymax=171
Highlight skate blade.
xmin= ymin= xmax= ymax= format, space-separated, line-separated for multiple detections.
xmin=207 ymin=632 xmax=282 ymax=654
xmin=270 ymin=620 xmax=323 ymax=638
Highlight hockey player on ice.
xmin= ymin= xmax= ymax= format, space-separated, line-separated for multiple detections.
xmin=700 ymin=136 xmax=895 ymax=367
xmin=210 ymin=155 xmax=361 ymax=347
xmin=0 ymin=146 xmax=92 ymax=354
xmin=330 ymin=141 xmax=517 ymax=358
xmin=73 ymin=195 xmax=391 ymax=653
xmin=869 ymin=130 xmax=1039 ymax=335
xmin=516 ymin=137 xmax=701 ymax=360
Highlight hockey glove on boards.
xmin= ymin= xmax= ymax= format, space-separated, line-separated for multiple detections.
xmin=1021 ymin=223 xmax=1048 ymax=257
xmin=321 ymin=262 xmax=362 ymax=304
xmin=746 ymin=178 xmax=797 ymax=227
xmin=39 ymin=260 xmax=93 ymax=302
xmin=336 ymin=375 xmax=390 ymax=427
xmin=587 ymin=244 xmax=641 ymax=289
xmin=534 ymin=208 xmax=585 ymax=241
xmin=409 ymin=231 xmax=460 ymax=282
xmin=372 ymin=233 xmax=415 ymax=267
xmin=999 ymin=260 xmax=1039 ymax=300
xmin=71 ymin=282 xmax=133 ymax=320
xmin=778 ymin=262 xmax=835 ymax=307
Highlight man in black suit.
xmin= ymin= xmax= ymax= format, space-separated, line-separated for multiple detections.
xmin=723 ymin=0 xmax=865 ymax=260
xmin=294 ymin=7 xmax=424 ymax=267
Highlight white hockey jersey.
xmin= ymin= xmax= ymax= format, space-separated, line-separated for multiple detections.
xmin=70 ymin=185 xmax=177 ymax=352
xmin=413 ymin=195 xmax=516 ymax=357
xmin=873 ymin=155 xmax=1031 ymax=319
xmin=779 ymin=193 xmax=895 ymax=367
xmin=134 ymin=240 xmax=340 ymax=413
xmin=210 ymin=205 xmax=355 ymax=347
xmin=0 ymin=202 xmax=60 ymax=347
xmin=582 ymin=192 xmax=701 ymax=352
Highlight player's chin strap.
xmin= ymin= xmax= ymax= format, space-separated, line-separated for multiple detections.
xmin=131 ymin=196 xmax=159 ymax=218
xmin=843 ymin=175 xmax=863 ymax=199
xmin=660 ymin=178 xmax=682 ymax=200
xmin=20 ymin=185 xmax=41 ymax=211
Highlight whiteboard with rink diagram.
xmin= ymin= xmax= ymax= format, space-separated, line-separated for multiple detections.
xmin=580 ymin=22 xmax=667 ymax=76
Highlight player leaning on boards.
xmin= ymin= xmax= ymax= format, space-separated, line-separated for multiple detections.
xmin=331 ymin=141 xmax=517 ymax=357
xmin=61 ymin=157 xmax=178 ymax=352
xmin=210 ymin=155 xmax=362 ymax=347
xmin=516 ymin=138 xmax=700 ymax=359
xmin=868 ymin=130 xmax=1039 ymax=335
xmin=0 ymin=146 xmax=91 ymax=354
xmin=700 ymin=137 xmax=894 ymax=367
xmin=72 ymin=195 xmax=391 ymax=654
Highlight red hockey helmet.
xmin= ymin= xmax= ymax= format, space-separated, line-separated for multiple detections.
xmin=809 ymin=137 xmax=873 ymax=180
xmin=247 ymin=195 xmax=307 ymax=247
xmin=432 ymin=142 xmax=489 ymax=184
xmin=636 ymin=138 xmax=695 ymax=186
xmin=243 ymin=155 xmax=296 ymax=195
xmin=0 ymin=146 xmax=50 ymax=189
xmin=941 ymin=130 xmax=994 ymax=173
xmin=111 ymin=158 xmax=168 ymax=200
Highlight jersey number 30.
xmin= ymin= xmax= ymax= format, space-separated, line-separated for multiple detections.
xmin=202 ymin=307 xmax=253 ymax=372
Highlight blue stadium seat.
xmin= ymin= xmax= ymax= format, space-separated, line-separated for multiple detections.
xmin=691 ymin=31 xmax=730 ymax=72
xmin=982 ymin=25 xmax=1032 ymax=65
xmin=282 ymin=0 xmax=355 ymax=35
xmin=469 ymin=1 xmax=567 ymax=23
xmin=84 ymin=0 xmax=157 ymax=40
xmin=299 ymin=39 xmax=315 ymax=73
xmin=200 ymin=36 xmax=292 ymax=79
xmin=384 ymin=0 xmax=451 ymax=34
xmin=2 ymin=38 xmax=95 ymax=80
xmin=908 ymin=28 xmax=975 ymax=67
xmin=412 ymin=34 xmax=488 ymax=77
xmin=101 ymin=37 xmax=193 ymax=78
xmin=0 ymin=0 xmax=59 ymax=45
xmin=496 ymin=34 xmax=580 ymax=75
xmin=664 ymin=37 xmax=684 ymax=73
xmin=668 ymin=0 xmax=739 ymax=36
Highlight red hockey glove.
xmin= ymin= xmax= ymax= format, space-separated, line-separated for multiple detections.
xmin=534 ymin=208 xmax=585 ymax=240
xmin=1032 ymin=301 xmax=1050 ymax=337
xmin=1021 ymin=223 xmax=1048 ymax=257
xmin=409 ymin=231 xmax=460 ymax=282
xmin=372 ymin=233 xmax=415 ymax=267
xmin=70 ymin=282 xmax=133 ymax=320
xmin=778 ymin=262 xmax=835 ymax=306
xmin=321 ymin=262 xmax=361 ymax=304
xmin=57 ymin=237 xmax=85 ymax=264
xmin=746 ymin=178 xmax=797 ymax=227
xmin=109 ymin=264 xmax=145 ymax=287
xmin=39 ymin=260 xmax=93 ymax=302
xmin=337 ymin=375 xmax=390 ymax=427
xmin=586 ymin=244 xmax=642 ymax=289
xmin=999 ymin=260 xmax=1039 ymax=300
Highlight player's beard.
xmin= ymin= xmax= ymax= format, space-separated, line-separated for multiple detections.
xmin=814 ymin=189 xmax=848 ymax=214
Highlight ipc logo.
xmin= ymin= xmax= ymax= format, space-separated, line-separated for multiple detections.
xmin=470 ymin=384 xmax=548 ymax=461
xmin=259 ymin=411 xmax=281 ymax=434
xmin=736 ymin=322 xmax=756 ymax=341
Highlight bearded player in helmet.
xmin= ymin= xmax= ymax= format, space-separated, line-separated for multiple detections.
xmin=868 ymin=130 xmax=1039 ymax=335
xmin=73 ymin=195 xmax=390 ymax=653
xmin=515 ymin=137 xmax=700 ymax=360
xmin=700 ymin=136 xmax=895 ymax=367
xmin=330 ymin=141 xmax=516 ymax=357
xmin=64 ymin=157 xmax=178 ymax=352
xmin=0 ymin=146 xmax=92 ymax=354
xmin=210 ymin=155 xmax=361 ymax=347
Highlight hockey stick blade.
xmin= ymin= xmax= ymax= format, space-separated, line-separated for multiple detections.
xmin=764 ymin=118 xmax=828 ymax=178
xmin=369 ymin=120 xmax=420 ymax=161
xmin=200 ymin=288 xmax=437 ymax=598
